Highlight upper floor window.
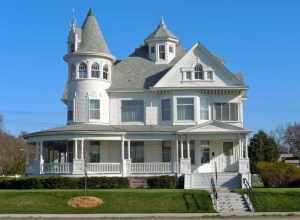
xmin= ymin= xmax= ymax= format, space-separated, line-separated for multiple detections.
xmin=207 ymin=71 xmax=214 ymax=80
xmin=161 ymin=99 xmax=171 ymax=121
xmin=177 ymin=97 xmax=194 ymax=121
xmin=79 ymin=62 xmax=88 ymax=79
xmin=91 ymin=63 xmax=100 ymax=78
xmin=151 ymin=46 xmax=155 ymax=54
xmin=169 ymin=46 xmax=174 ymax=53
xmin=200 ymin=98 xmax=209 ymax=120
xmin=186 ymin=71 xmax=192 ymax=80
xmin=194 ymin=64 xmax=204 ymax=80
xmin=121 ymin=100 xmax=144 ymax=122
xmin=89 ymin=99 xmax=100 ymax=120
xmin=103 ymin=64 xmax=109 ymax=80
xmin=159 ymin=45 xmax=166 ymax=60
xmin=213 ymin=103 xmax=238 ymax=121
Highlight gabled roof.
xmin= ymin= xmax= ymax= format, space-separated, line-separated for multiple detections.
xmin=145 ymin=17 xmax=178 ymax=42
xmin=177 ymin=121 xmax=251 ymax=134
xmin=110 ymin=45 xmax=186 ymax=91
xmin=77 ymin=9 xmax=111 ymax=55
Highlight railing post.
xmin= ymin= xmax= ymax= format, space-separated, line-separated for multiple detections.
xmin=39 ymin=141 xmax=44 ymax=175
xmin=72 ymin=139 xmax=84 ymax=175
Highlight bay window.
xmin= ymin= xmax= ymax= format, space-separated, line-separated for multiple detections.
xmin=161 ymin=99 xmax=171 ymax=121
xmin=213 ymin=103 xmax=239 ymax=121
xmin=89 ymin=99 xmax=100 ymax=120
xmin=121 ymin=100 xmax=144 ymax=122
xmin=177 ymin=97 xmax=194 ymax=121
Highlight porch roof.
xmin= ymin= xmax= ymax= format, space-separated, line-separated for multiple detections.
xmin=176 ymin=121 xmax=251 ymax=134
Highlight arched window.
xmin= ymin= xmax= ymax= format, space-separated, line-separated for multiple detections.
xmin=103 ymin=64 xmax=109 ymax=80
xmin=79 ymin=62 xmax=88 ymax=79
xmin=194 ymin=64 xmax=204 ymax=80
xmin=91 ymin=63 xmax=100 ymax=78
xmin=70 ymin=64 xmax=76 ymax=80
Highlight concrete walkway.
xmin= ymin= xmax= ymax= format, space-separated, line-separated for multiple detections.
xmin=0 ymin=213 xmax=300 ymax=219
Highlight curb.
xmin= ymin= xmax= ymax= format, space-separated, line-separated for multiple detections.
xmin=0 ymin=212 xmax=300 ymax=218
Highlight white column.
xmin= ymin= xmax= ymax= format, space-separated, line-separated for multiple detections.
xmin=39 ymin=141 xmax=44 ymax=174
xmin=74 ymin=139 xmax=78 ymax=160
xmin=245 ymin=137 xmax=249 ymax=159
xmin=127 ymin=140 xmax=131 ymax=161
xmin=175 ymin=136 xmax=179 ymax=173
xmin=187 ymin=136 xmax=190 ymax=159
xmin=121 ymin=137 xmax=126 ymax=177
xmin=81 ymin=139 xmax=85 ymax=160
xmin=121 ymin=137 xmax=125 ymax=160
xmin=180 ymin=136 xmax=184 ymax=159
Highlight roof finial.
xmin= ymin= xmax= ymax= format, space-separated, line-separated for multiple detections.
xmin=160 ymin=16 xmax=166 ymax=27
xmin=87 ymin=8 xmax=94 ymax=16
xmin=71 ymin=8 xmax=77 ymax=31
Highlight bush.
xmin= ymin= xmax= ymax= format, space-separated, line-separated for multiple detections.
xmin=0 ymin=176 xmax=129 ymax=189
xmin=256 ymin=161 xmax=300 ymax=187
xmin=147 ymin=176 xmax=176 ymax=188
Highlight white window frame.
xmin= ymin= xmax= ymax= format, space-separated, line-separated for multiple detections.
xmin=200 ymin=98 xmax=210 ymax=120
xmin=79 ymin=62 xmax=88 ymax=79
xmin=176 ymin=96 xmax=195 ymax=122
xmin=159 ymin=44 xmax=166 ymax=60
xmin=91 ymin=62 xmax=101 ymax=78
xmin=89 ymin=99 xmax=101 ymax=121
xmin=121 ymin=99 xmax=145 ymax=123
xmin=213 ymin=103 xmax=239 ymax=122
xmin=161 ymin=98 xmax=171 ymax=121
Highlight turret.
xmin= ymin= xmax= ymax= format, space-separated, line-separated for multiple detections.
xmin=145 ymin=17 xmax=179 ymax=64
xmin=62 ymin=9 xmax=114 ymax=124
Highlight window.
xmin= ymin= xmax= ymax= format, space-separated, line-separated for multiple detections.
xmin=161 ymin=99 xmax=171 ymax=121
xmin=162 ymin=141 xmax=171 ymax=162
xmin=223 ymin=142 xmax=234 ymax=156
xmin=79 ymin=62 xmax=88 ymax=78
xmin=151 ymin=46 xmax=155 ymax=53
xmin=194 ymin=64 xmax=204 ymax=80
xmin=159 ymin=45 xmax=166 ymax=60
xmin=70 ymin=64 xmax=76 ymax=80
xmin=177 ymin=97 xmax=194 ymax=120
xmin=131 ymin=142 xmax=144 ymax=162
xmin=207 ymin=71 xmax=213 ymax=80
xmin=103 ymin=64 xmax=109 ymax=80
xmin=121 ymin=100 xmax=144 ymax=122
xmin=89 ymin=99 xmax=100 ymax=120
xmin=169 ymin=46 xmax=174 ymax=53
xmin=186 ymin=71 xmax=192 ymax=80
xmin=213 ymin=103 xmax=239 ymax=121
xmin=89 ymin=141 xmax=101 ymax=163
xmin=200 ymin=98 xmax=209 ymax=120
xmin=201 ymin=147 xmax=210 ymax=164
xmin=91 ymin=63 xmax=100 ymax=78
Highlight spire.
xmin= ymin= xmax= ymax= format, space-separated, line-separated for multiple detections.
xmin=71 ymin=8 xmax=76 ymax=32
xmin=78 ymin=8 xmax=112 ymax=56
xmin=145 ymin=16 xmax=178 ymax=43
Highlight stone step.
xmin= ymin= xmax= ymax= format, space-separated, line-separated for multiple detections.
xmin=215 ymin=192 xmax=250 ymax=213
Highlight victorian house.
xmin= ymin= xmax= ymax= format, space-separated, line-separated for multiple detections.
xmin=25 ymin=9 xmax=251 ymax=189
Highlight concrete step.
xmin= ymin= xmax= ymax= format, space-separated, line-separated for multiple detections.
xmin=128 ymin=177 xmax=148 ymax=188
xmin=215 ymin=192 xmax=250 ymax=213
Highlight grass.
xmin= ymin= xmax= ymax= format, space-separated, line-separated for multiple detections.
xmin=234 ymin=188 xmax=300 ymax=212
xmin=0 ymin=189 xmax=215 ymax=214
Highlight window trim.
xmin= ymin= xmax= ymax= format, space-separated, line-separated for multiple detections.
xmin=176 ymin=97 xmax=195 ymax=122
xmin=79 ymin=62 xmax=88 ymax=79
xmin=213 ymin=103 xmax=239 ymax=122
xmin=200 ymin=98 xmax=210 ymax=120
xmin=161 ymin=99 xmax=171 ymax=121
xmin=159 ymin=44 xmax=166 ymax=60
xmin=91 ymin=62 xmax=100 ymax=78
xmin=121 ymin=99 xmax=145 ymax=123
xmin=89 ymin=99 xmax=101 ymax=121
xmin=103 ymin=64 xmax=109 ymax=80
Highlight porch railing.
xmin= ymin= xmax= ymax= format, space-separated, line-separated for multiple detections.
xmin=87 ymin=163 xmax=121 ymax=173
xmin=130 ymin=162 xmax=173 ymax=174
xmin=43 ymin=162 xmax=72 ymax=174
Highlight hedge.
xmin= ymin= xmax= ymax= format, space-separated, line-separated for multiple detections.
xmin=0 ymin=176 xmax=129 ymax=189
xmin=147 ymin=176 xmax=177 ymax=188
xmin=257 ymin=161 xmax=300 ymax=187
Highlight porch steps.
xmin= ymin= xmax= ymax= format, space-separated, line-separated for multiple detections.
xmin=190 ymin=172 xmax=241 ymax=189
xmin=215 ymin=192 xmax=251 ymax=213
xmin=128 ymin=177 xmax=148 ymax=188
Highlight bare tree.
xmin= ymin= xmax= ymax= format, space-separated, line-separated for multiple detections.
xmin=284 ymin=122 xmax=300 ymax=156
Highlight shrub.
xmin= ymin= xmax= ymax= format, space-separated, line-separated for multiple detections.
xmin=147 ymin=176 xmax=176 ymax=188
xmin=256 ymin=161 xmax=300 ymax=187
xmin=0 ymin=176 xmax=129 ymax=189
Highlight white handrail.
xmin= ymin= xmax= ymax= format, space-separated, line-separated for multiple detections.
xmin=87 ymin=163 xmax=121 ymax=173
xmin=130 ymin=162 xmax=173 ymax=174
xmin=43 ymin=162 xmax=72 ymax=174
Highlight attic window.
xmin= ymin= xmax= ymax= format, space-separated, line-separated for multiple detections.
xmin=159 ymin=45 xmax=166 ymax=60
xmin=194 ymin=64 xmax=204 ymax=80
xmin=169 ymin=46 xmax=174 ymax=53
xmin=207 ymin=71 xmax=214 ymax=80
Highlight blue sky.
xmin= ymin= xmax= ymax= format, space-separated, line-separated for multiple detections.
xmin=0 ymin=0 xmax=299 ymax=135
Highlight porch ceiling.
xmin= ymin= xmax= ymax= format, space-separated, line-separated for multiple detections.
xmin=177 ymin=120 xmax=251 ymax=134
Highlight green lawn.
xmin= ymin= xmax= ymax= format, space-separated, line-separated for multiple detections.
xmin=0 ymin=189 xmax=215 ymax=213
xmin=235 ymin=188 xmax=300 ymax=212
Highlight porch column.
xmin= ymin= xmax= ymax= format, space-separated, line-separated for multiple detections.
xmin=187 ymin=136 xmax=191 ymax=159
xmin=180 ymin=136 xmax=184 ymax=159
xmin=121 ymin=137 xmax=127 ymax=177
xmin=74 ymin=139 xmax=78 ymax=160
xmin=39 ymin=141 xmax=44 ymax=174
xmin=72 ymin=139 xmax=84 ymax=175
xmin=245 ymin=137 xmax=249 ymax=159
xmin=175 ymin=136 xmax=179 ymax=173
xmin=127 ymin=140 xmax=131 ymax=161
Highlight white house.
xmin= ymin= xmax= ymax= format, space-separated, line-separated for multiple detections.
xmin=24 ymin=9 xmax=251 ymax=189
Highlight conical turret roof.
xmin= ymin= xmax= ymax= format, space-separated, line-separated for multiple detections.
xmin=78 ymin=9 xmax=112 ymax=55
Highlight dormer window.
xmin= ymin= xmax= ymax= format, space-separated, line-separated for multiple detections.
xmin=186 ymin=71 xmax=192 ymax=80
xmin=159 ymin=45 xmax=166 ymax=60
xmin=207 ymin=71 xmax=213 ymax=80
xmin=91 ymin=63 xmax=100 ymax=78
xmin=103 ymin=64 xmax=109 ymax=80
xmin=169 ymin=46 xmax=174 ymax=53
xmin=194 ymin=64 xmax=204 ymax=80
xmin=79 ymin=63 xmax=88 ymax=79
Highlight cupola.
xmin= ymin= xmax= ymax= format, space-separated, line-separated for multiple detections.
xmin=144 ymin=17 xmax=179 ymax=64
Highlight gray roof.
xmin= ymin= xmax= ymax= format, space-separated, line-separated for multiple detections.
xmin=145 ymin=17 xmax=178 ymax=42
xmin=77 ymin=9 xmax=111 ymax=55
xmin=110 ymin=45 xmax=186 ymax=90
xmin=24 ymin=124 xmax=190 ymax=138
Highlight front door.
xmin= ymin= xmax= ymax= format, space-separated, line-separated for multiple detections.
xmin=195 ymin=140 xmax=212 ymax=173
xmin=223 ymin=142 xmax=234 ymax=172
